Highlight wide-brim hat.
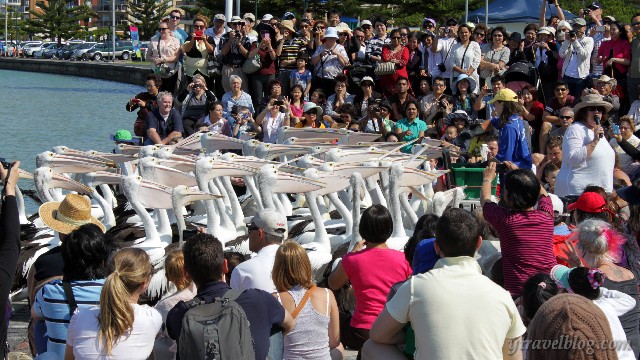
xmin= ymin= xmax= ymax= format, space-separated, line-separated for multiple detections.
xmin=229 ymin=16 xmax=243 ymax=24
xmin=243 ymin=13 xmax=255 ymax=23
xmin=573 ymin=94 xmax=613 ymax=114
xmin=445 ymin=110 xmax=472 ymax=126
xmin=303 ymin=102 xmax=323 ymax=116
xmin=593 ymin=74 xmax=617 ymax=88
xmin=336 ymin=23 xmax=352 ymax=35
xmin=39 ymin=193 xmax=105 ymax=234
xmin=279 ymin=20 xmax=296 ymax=34
xmin=452 ymin=74 xmax=476 ymax=94
xmin=538 ymin=26 xmax=556 ymax=36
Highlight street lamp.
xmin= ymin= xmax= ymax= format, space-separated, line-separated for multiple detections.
xmin=111 ymin=0 xmax=115 ymax=62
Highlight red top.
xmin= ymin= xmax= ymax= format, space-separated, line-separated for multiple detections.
xmin=380 ymin=46 xmax=410 ymax=97
xmin=597 ymin=38 xmax=631 ymax=76
xmin=341 ymin=247 xmax=412 ymax=329
xmin=258 ymin=47 xmax=277 ymax=75
xmin=483 ymin=196 xmax=557 ymax=297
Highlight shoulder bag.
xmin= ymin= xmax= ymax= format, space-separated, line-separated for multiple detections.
xmin=242 ymin=53 xmax=261 ymax=74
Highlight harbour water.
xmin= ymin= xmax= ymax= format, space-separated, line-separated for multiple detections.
xmin=0 ymin=69 xmax=144 ymax=215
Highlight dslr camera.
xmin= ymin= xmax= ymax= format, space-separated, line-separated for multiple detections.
xmin=568 ymin=30 xmax=577 ymax=38
xmin=0 ymin=158 xmax=13 ymax=171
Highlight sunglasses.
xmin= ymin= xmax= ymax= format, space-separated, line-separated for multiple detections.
xmin=633 ymin=22 xmax=640 ymax=26
xmin=555 ymin=88 xmax=568 ymax=92
xmin=559 ymin=115 xmax=573 ymax=120
xmin=586 ymin=107 xmax=603 ymax=112
xmin=170 ymin=15 xmax=181 ymax=20
xmin=474 ymin=32 xmax=485 ymax=36
xmin=400 ymin=33 xmax=408 ymax=37
xmin=316 ymin=26 xmax=325 ymax=30
xmin=159 ymin=27 xmax=169 ymax=31
xmin=390 ymin=36 xmax=400 ymax=39
xmin=362 ymin=25 xmax=371 ymax=29
xmin=194 ymin=25 xmax=205 ymax=29
xmin=446 ymin=23 xmax=457 ymax=26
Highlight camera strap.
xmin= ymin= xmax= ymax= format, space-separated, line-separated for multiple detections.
xmin=460 ymin=43 xmax=470 ymax=69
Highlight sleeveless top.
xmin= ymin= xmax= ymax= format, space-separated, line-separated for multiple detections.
xmin=277 ymin=285 xmax=331 ymax=360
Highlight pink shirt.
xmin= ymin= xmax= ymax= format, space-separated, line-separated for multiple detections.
xmin=341 ymin=248 xmax=412 ymax=329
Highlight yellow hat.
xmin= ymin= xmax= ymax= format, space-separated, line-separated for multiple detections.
xmin=39 ymin=194 xmax=105 ymax=234
xmin=487 ymin=88 xmax=518 ymax=104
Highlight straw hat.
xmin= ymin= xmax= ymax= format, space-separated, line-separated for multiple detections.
xmin=39 ymin=194 xmax=105 ymax=234
xmin=336 ymin=22 xmax=352 ymax=35
xmin=573 ymin=94 xmax=613 ymax=114
xmin=279 ymin=20 xmax=296 ymax=34
xmin=593 ymin=74 xmax=617 ymax=88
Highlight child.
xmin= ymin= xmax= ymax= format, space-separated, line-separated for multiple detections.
xmin=289 ymin=85 xmax=306 ymax=126
xmin=232 ymin=106 xmax=260 ymax=140
xmin=441 ymin=125 xmax=458 ymax=143
xmin=626 ymin=86 xmax=640 ymax=126
xmin=543 ymin=162 xmax=560 ymax=194
xmin=310 ymin=89 xmax=326 ymax=110
xmin=520 ymin=273 xmax=559 ymax=326
xmin=552 ymin=265 xmax=636 ymax=360
xmin=290 ymin=53 xmax=312 ymax=101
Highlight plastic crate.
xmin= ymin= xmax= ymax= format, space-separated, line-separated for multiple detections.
xmin=450 ymin=164 xmax=497 ymax=199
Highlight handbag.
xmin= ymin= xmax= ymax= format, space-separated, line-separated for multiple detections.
xmin=242 ymin=53 xmax=261 ymax=74
xmin=208 ymin=53 xmax=224 ymax=77
xmin=374 ymin=61 xmax=396 ymax=76
xmin=154 ymin=40 xmax=176 ymax=78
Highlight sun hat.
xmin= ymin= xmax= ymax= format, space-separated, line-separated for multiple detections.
xmin=229 ymin=15 xmax=243 ymax=24
xmin=214 ymin=14 xmax=226 ymax=22
xmin=537 ymin=26 xmax=556 ymax=36
xmin=549 ymin=264 xmax=572 ymax=290
xmin=336 ymin=22 xmax=351 ymax=35
xmin=303 ymin=102 xmax=323 ymax=116
xmin=110 ymin=129 xmax=135 ymax=143
xmin=243 ymin=13 xmax=255 ymax=23
xmin=572 ymin=18 xmax=587 ymax=27
xmin=39 ymin=194 xmax=106 ymax=234
xmin=248 ymin=208 xmax=288 ymax=237
xmin=526 ymin=293 xmax=617 ymax=360
xmin=360 ymin=76 xmax=375 ymax=86
xmin=422 ymin=17 xmax=436 ymax=28
xmin=279 ymin=20 xmax=296 ymax=33
xmin=593 ymin=74 xmax=617 ymax=88
xmin=283 ymin=11 xmax=295 ymax=20
xmin=617 ymin=180 xmax=640 ymax=205
xmin=572 ymin=93 xmax=613 ymax=113
xmin=452 ymin=74 xmax=476 ymax=94
xmin=603 ymin=15 xmax=616 ymax=22
xmin=361 ymin=19 xmax=372 ymax=27
xmin=487 ymin=88 xmax=518 ymax=104
xmin=465 ymin=22 xmax=475 ymax=29
xmin=445 ymin=110 xmax=471 ymax=126
xmin=567 ymin=191 xmax=614 ymax=214
xmin=557 ymin=20 xmax=571 ymax=31
xmin=261 ymin=14 xmax=273 ymax=22
xmin=324 ymin=27 xmax=338 ymax=38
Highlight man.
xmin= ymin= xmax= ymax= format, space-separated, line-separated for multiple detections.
xmin=585 ymin=1 xmax=604 ymax=32
xmin=361 ymin=20 xmax=374 ymax=41
xmin=166 ymin=233 xmax=295 ymax=360
xmin=628 ymin=13 xmax=640 ymax=103
xmin=590 ymin=75 xmax=620 ymax=118
xmin=146 ymin=92 xmax=183 ymax=145
xmin=363 ymin=208 xmax=525 ymax=360
xmin=242 ymin=13 xmax=258 ymax=42
xmin=533 ymin=27 xmax=559 ymax=103
xmin=168 ymin=9 xmax=188 ymax=45
xmin=420 ymin=76 xmax=449 ymax=123
xmin=283 ymin=11 xmax=296 ymax=28
xmin=420 ymin=31 xmax=440 ymax=80
xmin=474 ymin=74 xmax=506 ymax=120
xmin=550 ymin=107 xmax=573 ymax=138
xmin=220 ymin=16 xmax=252 ymax=93
xmin=559 ymin=18 xmax=594 ymax=98
xmin=431 ymin=18 xmax=458 ymax=86
xmin=587 ymin=2 xmax=608 ymax=79
xmin=389 ymin=76 xmax=416 ymax=121
xmin=540 ymin=81 xmax=575 ymax=152
xmin=486 ymin=135 xmax=499 ymax=160
xmin=277 ymin=20 xmax=306 ymax=95
xmin=536 ymin=135 xmax=564 ymax=180
xmin=204 ymin=14 xmax=227 ymax=99
xmin=230 ymin=209 xmax=287 ymax=292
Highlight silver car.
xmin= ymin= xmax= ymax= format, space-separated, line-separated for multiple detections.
xmin=71 ymin=42 xmax=97 ymax=60
xmin=32 ymin=43 xmax=57 ymax=58
xmin=22 ymin=42 xmax=43 ymax=57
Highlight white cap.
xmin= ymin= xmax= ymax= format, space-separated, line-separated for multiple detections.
xmin=361 ymin=20 xmax=372 ymax=26
xmin=261 ymin=14 xmax=273 ymax=22
xmin=248 ymin=209 xmax=288 ymax=237
xmin=548 ymin=193 xmax=564 ymax=215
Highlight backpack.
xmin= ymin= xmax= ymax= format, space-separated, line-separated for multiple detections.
xmin=178 ymin=289 xmax=255 ymax=360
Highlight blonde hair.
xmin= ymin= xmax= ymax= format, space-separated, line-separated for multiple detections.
xmin=272 ymin=241 xmax=314 ymax=292
xmin=165 ymin=250 xmax=190 ymax=291
xmin=576 ymin=219 xmax=618 ymax=267
xmin=194 ymin=15 xmax=209 ymax=28
xmin=98 ymin=248 xmax=153 ymax=355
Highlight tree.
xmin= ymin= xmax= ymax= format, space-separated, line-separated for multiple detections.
xmin=25 ymin=0 xmax=95 ymax=45
xmin=127 ymin=0 xmax=172 ymax=40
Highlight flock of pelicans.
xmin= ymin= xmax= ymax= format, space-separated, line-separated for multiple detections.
xmin=10 ymin=127 xmax=481 ymax=302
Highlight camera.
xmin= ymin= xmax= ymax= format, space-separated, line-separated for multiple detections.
xmin=495 ymin=162 xmax=508 ymax=173
xmin=192 ymin=83 xmax=201 ymax=89
xmin=517 ymin=90 xmax=523 ymax=97
xmin=583 ymin=8 xmax=591 ymax=15
xmin=568 ymin=30 xmax=576 ymax=38
xmin=0 ymin=158 xmax=13 ymax=171
xmin=547 ymin=0 xmax=555 ymax=4
xmin=274 ymin=100 xmax=284 ymax=106
xmin=235 ymin=32 xmax=242 ymax=39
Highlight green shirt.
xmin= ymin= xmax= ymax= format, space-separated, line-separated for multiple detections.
xmin=395 ymin=118 xmax=427 ymax=153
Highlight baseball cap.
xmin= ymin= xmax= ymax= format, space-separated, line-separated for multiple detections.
xmin=261 ymin=14 xmax=273 ymax=22
xmin=572 ymin=18 xmax=587 ymax=27
xmin=248 ymin=209 xmax=288 ymax=237
xmin=487 ymin=88 xmax=518 ymax=104
xmin=243 ymin=13 xmax=255 ymax=23
xmin=361 ymin=76 xmax=374 ymax=85
xmin=550 ymin=264 xmax=572 ymax=290
xmin=446 ymin=18 xmax=458 ymax=26
xmin=214 ymin=14 xmax=226 ymax=22
xmin=361 ymin=19 xmax=372 ymax=27
xmin=587 ymin=1 xmax=602 ymax=10
xmin=567 ymin=192 xmax=612 ymax=213
xmin=617 ymin=181 xmax=640 ymax=205
xmin=229 ymin=15 xmax=243 ymax=24
xmin=603 ymin=15 xmax=616 ymax=22
xmin=110 ymin=129 xmax=135 ymax=143
xmin=283 ymin=11 xmax=295 ymax=20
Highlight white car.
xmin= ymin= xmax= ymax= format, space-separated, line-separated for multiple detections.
xmin=22 ymin=42 xmax=44 ymax=57
xmin=31 ymin=42 xmax=57 ymax=58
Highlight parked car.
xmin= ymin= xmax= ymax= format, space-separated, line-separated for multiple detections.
xmin=54 ymin=44 xmax=77 ymax=59
xmin=27 ymin=42 xmax=55 ymax=57
xmin=20 ymin=42 xmax=43 ymax=57
xmin=85 ymin=41 xmax=134 ymax=61
xmin=72 ymin=42 xmax=98 ymax=60
xmin=42 ymin=44 xmax=65 ymax=59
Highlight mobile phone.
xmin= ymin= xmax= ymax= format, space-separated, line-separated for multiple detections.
xmin=194 ymin=30 xmax=203 ymax=40
xmin=596 ymin=26 xmax=606 ymax=32
xmin=132 ymin=98 xmax=141 ymax=104
xmin=612 ymin=124 xmax=621 ymax=135
xmin=568 ymin=30 xmax=577 ymax=38
xmin=264 ymin=33 xmax=270 ymax=41
xmin=495 ymin=163 xmax=508 ymax=174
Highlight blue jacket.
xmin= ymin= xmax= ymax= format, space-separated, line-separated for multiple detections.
xmin=491 ymin=114 xmax=532 ymax=169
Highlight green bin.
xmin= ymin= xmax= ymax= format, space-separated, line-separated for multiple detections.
xmin=450 ymin=164 xmax=497 ymax=199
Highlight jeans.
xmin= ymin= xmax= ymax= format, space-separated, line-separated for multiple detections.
xmin=563 ymin=75 xmax=588 ymax=100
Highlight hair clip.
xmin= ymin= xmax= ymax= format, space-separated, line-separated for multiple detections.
xmin=587 ymin=269 xmax=605 ymax=289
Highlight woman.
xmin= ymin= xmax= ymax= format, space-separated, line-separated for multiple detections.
xmin=311 ymin=27 xmax=349 ymax=97
xmin=182 ymin=16 xmax=214 ymax=85
xmin=289 ymin=85 xmax=306 ymax=126
xmin=221 ymin=75 xmax=255 ymax=121
xmin=473 ymin=24 xmax=489 ymax=45
xmin=565 ymin=219 xmax=640 ymax=359
xmin=610 ymin=116 xmax=640 ymax=173
xmin=533 ymin=27 xmax=559 ymax=104
xmin=147 ymin=19 xmax=181 ymax=93
xmin=327 ymin=205 xmax=412 ymax=356
xmin=256 ymin=96 xmax=291 ymax=143
xmin=379 ymin=29 xmax=409 ymax=97
xmin=395 ymin=100 xmax=427 ymax=153
xmin=555 ymin=94 xmax=615 ymax=197
xmin=249 ymin=26 xmax=278 ymax=110
xmin=517 ymin=85 xmax=545 ymax=153
xmin=297 ymin=102 xmax=326 ymax=129
xmin=272 ymin=241 xmax=343 ymax=360
xmin=451 ymin=74 xmax=478 ymax=121
xmin=480 ymin=88 xmax=532 ymax=169
xmin=479 ymin=27 xmax=509 ymax=86
xmin=201 ymin=101 xmax=233 ymax=136
xmin=258 ymin=79 xmax=284 ymax=113
xmin=127 ymin=74 xmax=161 ymax=137
xmin=65 ymin=248 xmax=161 ymax=359
xmin=405 ymin=33 xmax=422 ymax=89
xmin=597 ymin=21 xmax=631 ymax=97
xmin=175 ymin=74 xmax=217 ymax=136
xmin=324 ymin=75 xmax=355 ymax=124
xmin=415 ymin=77 xmax=431 ymax=101
xmin=353 ymin=76 xmax=381 ymax=119
xmin=33 ymin=224 xmax=113 ymax=359
xmin=446 ymin=24 xmax=481 ymax=95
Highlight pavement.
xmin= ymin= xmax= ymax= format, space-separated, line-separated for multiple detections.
xmin=7 ymin=300 xmax=358 ymax=359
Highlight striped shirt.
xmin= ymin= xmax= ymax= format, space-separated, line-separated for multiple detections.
xmin=482 ymin=197 xmax=556 ymax=297
xmin=33 ymin=279 xmax=105 ymax=358
xmin=279 ymin=38 xmax=306 ymax=70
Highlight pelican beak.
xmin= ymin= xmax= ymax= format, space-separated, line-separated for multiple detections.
xmin=175 ymin=132 xmax=204 ymax=150
xmin=50 ymin=173 xmax=93 ymax=194
xmin=202 ymin=133 xmax=245 ymax=151
xmin=18 ymin=169 xmax=33 ymax=180
xmin=131 ymin=177 xmax=174 ymax=209
xmin=272 ymin=172 xmax=325 ymax=193
xmin=179 ymin=186 xmax=223 ymax=204
xmin=40 ymin=152 xmax=115 ymax=173
xmin=117 ymin=144 xmax=141 ymax=156
xmin=89 ymin=171 xmax=124 ymax=185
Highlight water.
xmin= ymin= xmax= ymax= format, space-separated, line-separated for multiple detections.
xmin=0 ymin=69 xmax=144 ymax=215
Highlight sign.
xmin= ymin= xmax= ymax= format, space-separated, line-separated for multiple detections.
xmin=129 ymin=25 xmax=141 ymax=59
xmin=6 ymin=0 xmax=21 ymax=6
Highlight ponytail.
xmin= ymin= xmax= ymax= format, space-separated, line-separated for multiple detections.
xmin=98 ymin=248 xmax=152 ymax=355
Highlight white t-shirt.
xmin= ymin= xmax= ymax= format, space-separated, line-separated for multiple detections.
xmin=593 ymin=288 xmax=636 ymax=360
xmin=67 ymin=304 xmax=162 ymax=360
xmin=230 ymin=244 xmax=279 ymax=292
xmin=262 ymin=112 xmax=286 ymax=144
xmin=386 ymin=256 xmax=526 ymax=360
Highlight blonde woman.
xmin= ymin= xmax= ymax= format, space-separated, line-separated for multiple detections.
xmin=272 ymin=241 xmax=343 ymax=360
xmin=64 ymin=248 xmax=162 ymax=359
